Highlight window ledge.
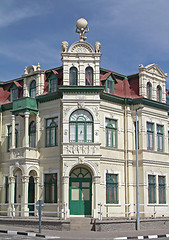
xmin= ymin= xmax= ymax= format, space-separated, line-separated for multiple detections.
xmin=105 ymin=204 xmax=121 ymax=206
xmin=147 ymin=204 xmax=167 ymax=206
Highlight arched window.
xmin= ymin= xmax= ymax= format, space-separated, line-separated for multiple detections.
xmin=166 ymin=93 xmax=169 ymax=104
xmin=157 ymin=85 xmax=162 ymax=102
xmin=29 ymin=80 xmax=36 ymax=98
xmin=69 ymin=67 xmax=78 ymax=85
xmin=85 ymin=67 xmax=93 ymax=86
xmin=7 ymin=125 xmax=18 ymax=151
xmin=29 ymin=121 xmax=36 ymax=148
xmin=46 ymin=117 xmax=58 ymax=147
xmin=69 ymin=109 xmax=93 ymax=143
xmin=147 ymin=82 xmax=152 ymax=99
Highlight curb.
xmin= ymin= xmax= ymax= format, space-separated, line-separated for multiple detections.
xmin=0 ymin=229 xmax=60 ymax=239
xmin=114 ymin=234 xmax=169 ymax=240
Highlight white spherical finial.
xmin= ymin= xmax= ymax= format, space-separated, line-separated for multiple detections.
xmin=76 ymin=18 xmax=88 ymax=30
xmin=76 ymin=18 xmax=89 ymax=41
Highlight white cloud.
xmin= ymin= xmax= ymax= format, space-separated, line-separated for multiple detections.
xmin=0 ymin=0 xmax=52 ymax=28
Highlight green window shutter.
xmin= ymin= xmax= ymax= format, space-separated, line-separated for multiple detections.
xmin=148 ymin=175 xmax=156 ymax=203
xmin=158 ymin=176 xmax=166 ymax=204
xmin=44 ymin=173 xmax=57 ymax=203
xmin=106 ymin=119 xmax=117 ymax=148
xmin=69 ymin=110 xmax=93 ymax=143
xmin=46 ymin=117 xmax=58 ymax=147
xmin=106 ymin=173 xmax=118 ymax=204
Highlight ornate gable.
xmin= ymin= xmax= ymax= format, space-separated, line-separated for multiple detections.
xmin=145 ymin=64 xmax=167 ymax=78
xmin=68 ymin=41 xmax=94 ymax=53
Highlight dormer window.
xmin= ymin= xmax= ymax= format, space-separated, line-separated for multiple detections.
xmin=69 ymin=67 xmax=78 ymax=85
xmin=85 ymin=67 xmax=93 ymax=86
xmin=29 ymin=80 xmax=36 ymax=98
xmin=147 ymin=82 xmax=152 ymax=99
xmin=157 ymin=85 xmax=162 ymax=102
xmin=11 ymin=86 xmax=18 ymax=101
xmin=106 ymin=76 xmax=115 ymax=94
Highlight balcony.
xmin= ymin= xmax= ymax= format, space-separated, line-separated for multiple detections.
xmin=12 ymin=97 xmax=38 ymax=115
xmin=10 ymin=147 xmax=39 ymax=160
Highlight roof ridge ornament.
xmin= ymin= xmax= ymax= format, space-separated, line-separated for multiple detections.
xmin=76 ymin=18 xmax=89 ymax=41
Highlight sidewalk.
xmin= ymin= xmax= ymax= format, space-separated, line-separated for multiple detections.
xmin=0 ymin=224 xmax=169 ymax=239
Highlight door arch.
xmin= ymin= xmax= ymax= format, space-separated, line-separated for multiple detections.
xmin=69 ymin=166 xmax=92 ymax=215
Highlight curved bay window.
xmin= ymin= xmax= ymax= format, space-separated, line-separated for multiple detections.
xmin=46 ymin=117 xmax=58 ymax=147
xmin=157 ymin=85 xmax=162 ymax=102
xmin=29 ymin=121 xmax=36 ymax=148
xmin=69 ymin=109 xmax=93 ymax=143
xmin=69 ymin=67 xmax=78 ymax=85
xmin=147 ymin=82 xmax=152 ymax=99
xmin=85 ymin=67 xmax=93 ymax=86
xmin=29 ymin=80 xmax=36 ymax=98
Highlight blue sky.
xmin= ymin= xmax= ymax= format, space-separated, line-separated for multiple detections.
xmin=1 ymin=0 xmax=169 ymax=87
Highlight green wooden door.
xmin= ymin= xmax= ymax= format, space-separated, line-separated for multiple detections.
xmin=28 ymin=176 xmax=35 ymax=216
xmin=69 ymin=167 xmax=92 ymax=215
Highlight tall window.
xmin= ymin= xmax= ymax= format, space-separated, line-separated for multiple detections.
xmin=157 ymin=124 xmax=163 ymax=152
xmin=50 ymin=78 xmax=57 ymax=92
xmin=106 ymin=119 xmax=117 ymax=148
xmin=29 ymin=121 xmax=36 ymax=148
xmin=148 ymin=175 xmax=156 ymax=203
xmin=134 ymin=121 xmax=139 ymax=149
xmin=29 ymin=80 xmax=36 ymax=98
xmin=69 ymin=109 xmax=93 ymax=143
xmin=70 ymin=67 xmax=78 ymax=85
xmin=106 ymin=173 xmax=118 ymax=204
xmin=158 ymin=176 xmax=166 ymax=204
xmin=85 ymin=67 xmax=93 ymax=86
xmin=10 ymin=86 xmax=18 ymax=101
xmin=167 ymin=93 xmax=169 ymax=104
xmin=7 ymin=125 xmax=18 ymax=151
xmin=147 ymin=122 xmax=154 ymax=150
xmin=44 ymin=173 xmax=57 ymax=203
xmin=46 ymin=117 xmax=58 ymax=147
xmin=106 ymin=77 xmax=114 ymax=94
xmin=5 ymin=176 xmax=9 ymax=203
xmin=157 ymin=85 xmax=162 ymax=102
xmin=147 ymin=82 xmax=152 ymax=99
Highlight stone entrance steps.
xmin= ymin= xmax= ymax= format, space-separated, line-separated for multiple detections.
xmin=70 ymin=217 xmax=94 ymax=231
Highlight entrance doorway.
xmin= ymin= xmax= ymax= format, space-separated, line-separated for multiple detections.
xmin=28 ymin=176 xmax=35 ymax=215
xmin=69 ymin=167 xmax=92 ymax=215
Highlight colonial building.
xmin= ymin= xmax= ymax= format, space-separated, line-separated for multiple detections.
xmin=0 ymin=18 xmax=169 ymax=218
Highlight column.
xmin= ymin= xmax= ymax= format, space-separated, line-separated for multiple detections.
xmin=11 ymin=115 xmax=15 ymax=149
xmin=34 ymin=176 xmax=40 ymax=216
xmin=7 ymin=176 xmax=16 ymax=216
xmin=93 ymin=176 xmax=101 ymax=218
xmin=62 ymin=176 xmax=69 ymax=218
xmin=21 ymin=175 xmax=29 ymax=216
xmin=36 ymin=113 xmax=40 ymax=148
xmin=24 ymin=112 xmax=30 ymax=147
